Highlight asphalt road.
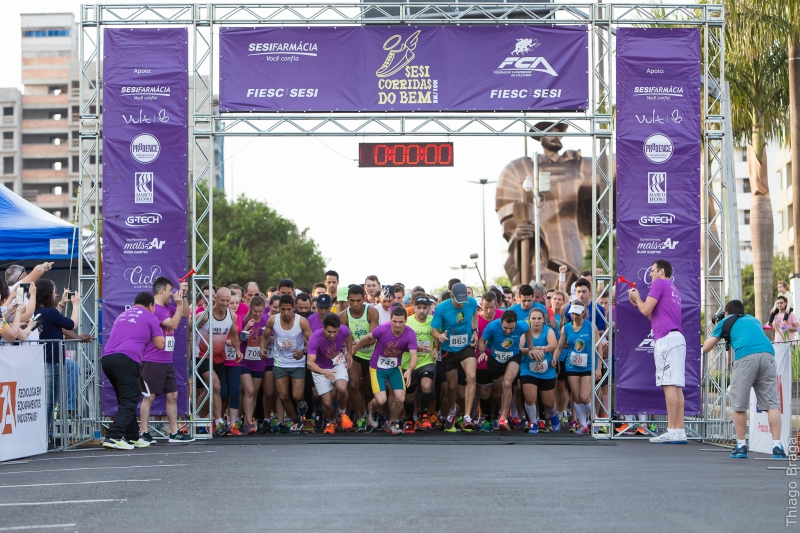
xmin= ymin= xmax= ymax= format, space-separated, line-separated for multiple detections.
xmin=0 ymin=435 xmax=793 ymax=533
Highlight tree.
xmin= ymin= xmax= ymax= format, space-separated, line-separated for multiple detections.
xmin=741 ymin=253 xmax=793 ymax=316
xmin=198 ymin=187 xmax=326 ymax=290
xmin=726 ymin=0 xmax=790 ymax=322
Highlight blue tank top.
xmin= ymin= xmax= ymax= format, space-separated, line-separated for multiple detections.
xmin=563 ymin=319 xmax=593 ymax=373
xmin=520 ymin=325 xmax=556 ymax=379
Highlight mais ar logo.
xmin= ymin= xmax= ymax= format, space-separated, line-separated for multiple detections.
xmin=0 ymin=381 xmax=17 ymax=435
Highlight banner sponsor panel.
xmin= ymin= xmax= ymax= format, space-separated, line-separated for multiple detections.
xmin=101 ymin=29 xmax=189 ymax=416
xmin=219 ymin=26 xmax=588 ymax=112
xmin=615 ymin=28 xmax=701 ymax=415
xmin=0 ymin=344 xmax=47 ymax=461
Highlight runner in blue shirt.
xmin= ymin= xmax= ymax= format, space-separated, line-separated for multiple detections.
xmin=520 ymin=307 xmax=559 ymax=434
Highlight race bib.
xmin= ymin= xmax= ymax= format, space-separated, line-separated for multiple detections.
xmin=331 ymin=352 xmax=346 ymax=366
xmin=278 ymin=338 xmax=295 ymax=350
xmin=569 ymin=351 xmax=587 ymax=368
xmin=419 ymin=341 xmax=432 ymax=352
xmin=165 ymin=336 xmax=175 ymax=352
xmin=244 ymin=346 xmax=261 ymax=361
xmin=450 ymin=334 xmax=468 ymax=349
xmin=494 ymin=350 xmax=513 ymax=363
xmin=378 ymin=356 xmax=397 ymax=369
xmin=225 ymin=346 xmax=237 ymax=361
xmin=530 ymin=358 xmax=548 ymax=374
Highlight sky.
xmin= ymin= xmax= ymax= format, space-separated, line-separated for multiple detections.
xmin=4 ymin=1 xmax=656 ymax=291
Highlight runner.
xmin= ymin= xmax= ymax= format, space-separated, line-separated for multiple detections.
xmin=401 ymin=295 xmax=437 ymax=432
xmin=520 ymin=307 xmax=560 ymax=433
xmin=476 ymin=291 xmax=503 ymax=431
xmin=431 ymin=282 xmax=479 ymax=433
xmin=340 ymin=285 xmax=379 ymax=432
xmin=306 ymin=313 xmax=353 ymax=434
xmin=375 ymin=285 xmax=394 ymax=325
xmin=295 ymin=293 xmax=312 ymax=318
xmin=364 ymin=275 xmax=381 ymax=304
xmin=277 ymin=278 xmax=295 ymax=297
xmin=478 ymin=309 xmax=531 ymax=431
xmin=139 ymin=276 xmax=194 ymax=443
xmin=239 ymin=295 xmax=269 ymax=435
xmin=260 ymin=294 xmax=313 ymax=433
xmin=312 ymin=283 xmax=327 ymax=298
xmin=508 ymin=283 xmax=549 ymax=325
xmin=553 ymin=301 xmax=600 ymax=434
xmin=550 ymin=289 xmax=572 ymax=425
xmin=242 ymin=282 xmax=259 ymax=306
xmin=308 ymin=293 xmax=333 ymax=332
xmin=324 ymin=270 xmax=340 ymax=313
xmin=353 ymin=306 xmax=418 ymax=435
xmin=258 ymin=294 xmax=282 ymax=434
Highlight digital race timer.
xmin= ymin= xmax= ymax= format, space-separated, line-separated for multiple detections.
xmin=358 ymin=142 xmax=454 ymax=168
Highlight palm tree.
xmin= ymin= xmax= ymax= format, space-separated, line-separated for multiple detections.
xmin=726 ymin=0 xmax=789 ymax=322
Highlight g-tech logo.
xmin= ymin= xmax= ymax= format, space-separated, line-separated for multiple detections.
xmin=0 ymin=381 xmax=16 ymax=435
xmin=125 ymin=213 xmax=162 ymax=227
xmin=639 ymin=213 xmax=676 ymax=226
xmin=648 ymin=172 xmax=667 ymax=204
xmin=134 ymin=172 xmax=154 ymax=204
xmin=130 ymin=134 xmax=160 ymax=164
xmin=643 ymin=134 xmax=673 ymax=164
xmin=495 ymin=38 xmax=558 ymax=77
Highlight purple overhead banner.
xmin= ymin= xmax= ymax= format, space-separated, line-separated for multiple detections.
xmin=101 ymin=29 xmax=189 ymax=416
xmin=219 ymin=26 xmax=589 ymax=112
xmin=615 ymin=28 xmax=701 ymax=415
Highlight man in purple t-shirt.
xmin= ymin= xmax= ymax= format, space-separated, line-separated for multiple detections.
xmin=101 ymin=292 xmax=165 ymax=450
xmin=628 ymin=259 xmax=687 ymax=444
xmin=353 ymin=306 xmax=418 ymax=434
xmin=306 ymin=313 xmax=353 ymax=434
xmin=138 ymin=276 xmax=193 ymax=444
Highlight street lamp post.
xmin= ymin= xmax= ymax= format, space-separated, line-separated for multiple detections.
xmin=522 ymin=154 xmax=549 ymax=284
xmin=468 ymin=178 xmax=496 ymax=290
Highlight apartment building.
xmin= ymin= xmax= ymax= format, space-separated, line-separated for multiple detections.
xmin=773 ymin=145 xmax=794 ymax=259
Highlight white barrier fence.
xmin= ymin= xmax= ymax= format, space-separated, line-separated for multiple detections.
xmin=0 ymin=343 xmax=47 ymax=462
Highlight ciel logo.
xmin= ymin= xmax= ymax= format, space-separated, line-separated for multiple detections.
xmin=0 ymin=381 xmax=17 ymax=435
xmin=124 ymin=265 xmax=162 ymax=288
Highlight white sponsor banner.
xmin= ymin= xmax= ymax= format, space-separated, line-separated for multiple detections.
xmin=748 ymin=343 xmax=792 ymax=454
xmin=0 ymin=344 xmax=47 ymax=462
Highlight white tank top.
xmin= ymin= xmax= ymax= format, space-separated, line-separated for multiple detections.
xmin=197 ymin=308 xmax=233 ymax=359
xmin=376 ymin=304 xmax=392 ymax=325
xmin=272 ymin=314 xmax=305 ymax=368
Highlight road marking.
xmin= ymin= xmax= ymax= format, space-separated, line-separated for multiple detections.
xmin=0 ymin=479 xmax=160 ymax=489
xmin=0 ymin=464 xmax=186 ymax=475
xmin=8 ymin=450 xmax=216 ymax=463
xmin=0 ymin=525 xmax=77 ymax=531
xmin=0 ymin=499 xmax=126 ymax=507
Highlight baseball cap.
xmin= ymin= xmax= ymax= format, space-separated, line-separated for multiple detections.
xmin=414 ymin=295 xmax=432 ymax=306
xmin=337 ymin=286 xmax=348 ymax=302
xmin=451 ymin=283 xmax=469 ymax=304
xmin=317 ymin=294 xmax=332 ymax=308
xmin=569 ymin=303 xmax=586 ymax=314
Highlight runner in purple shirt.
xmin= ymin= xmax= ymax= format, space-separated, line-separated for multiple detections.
xmin=239 ymin=294 xmax=270 ymax=434
xmin=101 ymin=292 xmax=164 ymax=450
xmin=353 ymin=306 xmax=418 ymax=434
xmin=306 ymin=313 xmax=353 ymax=433
xmin=628 ymin=259 xmax=687 ymax=444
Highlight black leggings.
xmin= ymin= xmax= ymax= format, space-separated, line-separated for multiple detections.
xmin=218 ymin=365 xmax=241 ymax=410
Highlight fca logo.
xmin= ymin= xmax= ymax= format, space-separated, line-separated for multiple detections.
xmin=0 ymin=381 xmax=17 ymax=435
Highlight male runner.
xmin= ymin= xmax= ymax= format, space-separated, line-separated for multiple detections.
xmin=508 ymin=283 xmax=549 ymax=324
xmin=139 ymin=276 xmax=193 ymax=443
xmin=628 ymin=259 xmax=687 ymax=444
xmin=375 ymin=286 xmax=394 ymax=324
xmin=325 ymin=270 xmax=340 ymax=313
xmin=261 ymin=294 xmax=313 ymax=433
xmin=478 ymin=310 xmax=531 ymax=431
xmin=353 ymin=306 xmax=418 ymax=435
xmin=402 ymin=295 xmax=438 ymax=432
xmin=312 ymin=283 xmax=327 ymax=298
xmin=306 ymin=313 xmax=353 ymax=434
xmin=431 ymin=282 xmax=479 ymax=432
xmin=340 ymin=285 xmax=379 ymax=431
xmin=242 ymin=282 xmax=259 ymax=306
xmin=308 ymin=294 xmax=333 ymax=332
xmin=295 ymin=293 xmax=312 ymax=318
xmin=476 ymin=291 xmax=503 ymax=431
xmin=365 ymin=275 xmax=381 ymax=304
xmin=277 ymin=278 xmax=295 ymax=297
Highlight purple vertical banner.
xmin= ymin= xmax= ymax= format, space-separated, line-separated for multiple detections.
xmin=615 ymin=28 xmax=701 ymax=415
xmin=101 ymin=29 xmax=189 ymax=416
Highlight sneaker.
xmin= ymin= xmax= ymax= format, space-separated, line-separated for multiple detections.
xmin=303 ymin=419 xmax=315 ymax=434
xmin=243 ymin=423 xmax=256 ymax=435
xmin=339 ymin=413 xmax=353 ymax=430
xmin=140 ymin=432 xmax=155 ymax=443
xmin=197 ymin=426 xmax=209 ymax=435
xmin=480 ymin=419 xmax=493 ymax=432
xmin=649 ymin=431 xmax=686 ymax=444
xmin=297 ymin=400 xmax=309 ymax=418
xmin=559 ymin=414 xmax=569 ymax=426
xmin=511 ymin=417 xmax=525 ymax=430
xmin=568 ymin=420 xmax=580 ymax=433
xmin=387 ymin=422 xmax=404 ymax=435
xmin=577 ymin=425 xmax=590 ymax=434
xmin=168 ymin=432 xmax=195 ymax=443
xmin=128 ymin=437 xmax=151 ymax=448
xmin=498 ymin=419 xmax=510 ymax=431
xmin=415 ymin=417 xmax=426 ymax=431
xmin=258 ymin=419 xmax=269 ymax=434
xmin=528 ymin=422 xmax=539 ymax=434
xmin=355 ymin=417 xmax=368 ymax=433
xmin=730 ymin=445 xmax=748 ymax=459
xmin=404 ymin=420 xmax=416 ymax=434
xmin=461 ymin=417 xmax=475 ymax=432
xmin=228 ymin=425 xmax=242 ymax=436
xmin=549 ymin=415 xmax=561 ymax=433
xmin=278 ymin=422 xmax=290 ymax=434
xmin=445 ymin=405 xmax=460 ymax=431
xmin=538 ymin=420 xmax=547 ymax=433
xmin=323 ymin=422 xmax=335 ymax=435
xmin=102 ymin=437 xmax=134 ymax=450
xmin=636 ymin=425 xmax=648 ymax=435
xmin=429 ymin=414 xmax=440 ymax=430
xmin=289 ymin=421 xmax=303 ymax=434
xmin=614 ymin=423 xmax=631 ymax=434
xmin=270 ymin=418 xmax=280 ymax=433
xmin=773 ymin=444 xmax=787 ymax=459
xmin=367 ymin=402 xmax=378 ymax=429
xmin=234 ymin=419 xmax=243 ymax=431
xmin=215 ymin=422 xmax=228 ymax=436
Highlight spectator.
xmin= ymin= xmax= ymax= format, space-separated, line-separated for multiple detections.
xmin=770 ymin=295 xmax=798 ymax=342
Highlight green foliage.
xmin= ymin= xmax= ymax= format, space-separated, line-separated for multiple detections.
xmin=492 ymin=275 xmax=511 ymax=288
xmin=741 ymin=253 xmax=794 ymax=315
xmin=198 ymin=187 xmax=326 ymax=291
xmin=582 ymin=234 xmax=613 ymax=273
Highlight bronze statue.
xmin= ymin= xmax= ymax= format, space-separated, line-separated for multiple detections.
xmin=496 ymin=122 xmax=605 ymax=289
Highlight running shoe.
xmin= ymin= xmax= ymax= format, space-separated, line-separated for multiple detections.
xmin=538 ymin=420 xmax=547 ymax=433
xmin=461 ymin=417 xmax=475 ymax=432
xmin=168 ymin=432 xmax=195 ymax=443
xmin=314 ymin=417 xmax=324 ymax=432
xmin=614 ymin=423 xmax=631 ymax=434
xmin=498 ymin=418 xmax=510 ymax=431
xmin=323 ymin=422 xmax=336 ymax=435
xmin=773 ymin=444 xmax=788 ymax=459
xmin=636 ymin=425 xmax=648 ymax=435
xmin=297 ymin=400 xmax=309 ymax=418
xmin=355 ymin=417 xmax=368 ymax=433
xmin=140 ymin=432 xmax=155 ymax=444
xmin=730 ymin=445 xmax=748 ymax=459
xmin=479 ymin=419 xmax=492 ymax=432
xmin=595 ymin=426 xmax=608 ymax=434
xmin=420 ymin=414 xmax=433 ymax=430
xmin=270 ymin=418 xmax=280 ymax=433
xmin=577 ymin=425 xmax=590 ymax=434
xmin=289 ymin=421 xmax=303 ymax=434
xmin=455 ymin=415 xmax=464 ymax=430
xmin=303 ymin=418 xmax=315 ymax=434
xmin=549 ymin=415 xmax=561 ymax=433
xmin=242 ymin=424 xmax=255 ymax=435
xmin=367 ymin=402 xmax=378 ymax=429
xmin=102 ymin=437 xmax=134 ymax=450
xmin=258 ymin=419 xmax=269 ymax=434
xmin=215 ymin=422 xmax=228 ymax=437
xmin=404 ymin=420 xmax=416 ymax=434
xmin=559 ymin=414 xmax=569 ymax=426
xmin=234 ymin=419 xmax=243 ymax=431
xmin=128 ymin=436 xmax=152 ymax=448
xmin=528 ymin=421 xmax=539 ymax=434
xmin=445 ymin=405 xmax=460 ymax=431
xmin=648 ymin=422 xmax=658 ymax=433
xmin=429 ymin=414 xmax=440 ymax=430
xmin=649 ymin=431 xmax=686 ymax=444
xmin=387 ymin=422 xmax=404 ymax=435
xmin=513 ymin=417 xmax=528 ymax=430
xmin=568 ymin=420 xmax=580 ymax=433
xmin=197 ymin=426 xmax=209 ymax=435
xmin=228 ymin=425 xmax=243 ymax=436
xmin=340 ymin=413 xmax=353 ymax=431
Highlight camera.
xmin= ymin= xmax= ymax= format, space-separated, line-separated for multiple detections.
xmin=66 ymin=291 xmax=76 ymax=300
xmin=711 ymin=312 xmax=726 ymax=325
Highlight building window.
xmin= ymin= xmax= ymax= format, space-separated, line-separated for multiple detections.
xmin=3 ymin=157 xmax=13 ymax=175
xmin=2 ymin=132 xmax=12 ymax=150
xmin=788 ymin=163 xmax=793 ymax=189
xmin=53 ymin=161 xmax=62 ymax=171
xmin=742 ymin=178 xmax=751 ymax=193
xmin=2 ymin=106 xmax=13 ymax=126
xmin=23 ymin=29 xmax=70 ymax=37
xmin=790 ymin=205 xmax=794 ymax=229
xmin=744 ymin=210 xmax=750 ymax=225
xmin=740 ymin=150 xmax=747 ymax=162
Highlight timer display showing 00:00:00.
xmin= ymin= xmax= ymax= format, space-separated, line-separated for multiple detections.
xmin=358 ymin=142 xmax=454 ymax=167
